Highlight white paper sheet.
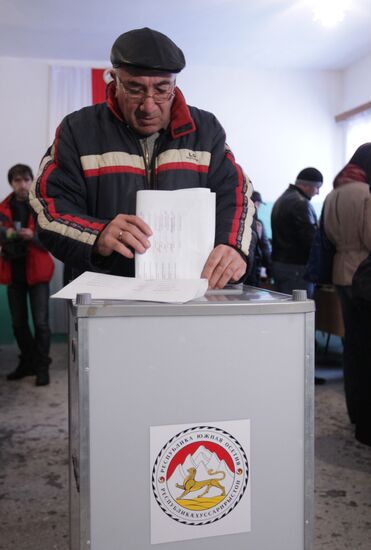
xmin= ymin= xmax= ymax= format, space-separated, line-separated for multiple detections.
xmin=135 ymin=188 xmax=215 ymax=279
xmin=51 ymin=271 xmax=208 ymax=303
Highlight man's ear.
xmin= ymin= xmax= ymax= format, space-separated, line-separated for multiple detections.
xmin=106 ymin=69 xmax=116 ymax=84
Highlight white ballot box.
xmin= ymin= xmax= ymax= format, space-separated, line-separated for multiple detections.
xmin=68 ymin=286 xmax=315 ymax=550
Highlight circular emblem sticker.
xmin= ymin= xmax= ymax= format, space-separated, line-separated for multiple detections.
xmin=152 ymin=425 xmax=249 ymax=525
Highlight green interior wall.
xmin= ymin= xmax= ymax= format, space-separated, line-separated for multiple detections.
xmin=0 ymin=285 xmax=14 ymax=344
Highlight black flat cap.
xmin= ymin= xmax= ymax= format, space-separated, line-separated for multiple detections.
xmin=110 ymin=27 xmax=186 ymax=73
xmin=296 ymin=167 xmax=323 ymax=187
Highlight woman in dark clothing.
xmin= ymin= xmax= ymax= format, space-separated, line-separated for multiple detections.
xmin=324 ymin=143 xmax=371 ymax=447
xmin=349 ymin=143 xmax=371 ymax=447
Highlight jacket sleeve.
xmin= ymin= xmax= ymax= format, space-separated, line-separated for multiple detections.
xmin=29 ymin=116 xmax=109 ymax=271
xmin=259 ymin=222 xmax=272 ymax=273
xmin=243 ymin=221 xmax=258 ymax=282
xmin=207 ymin=118 xmax=254 ymax=257
xmin=0 ymin=202 xmax=12 ymax=242
xmin=292 ymin=201 xmax=317 ymax=256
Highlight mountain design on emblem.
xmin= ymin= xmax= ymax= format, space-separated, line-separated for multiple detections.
xmin=168 ymin=445 xmax=234 ymax=501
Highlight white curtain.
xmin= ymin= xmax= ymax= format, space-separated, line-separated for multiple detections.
xmin=48 ymin=66 xmax=92 ymax=143
xmin=47 ymin=66 xmax=92 ymax=333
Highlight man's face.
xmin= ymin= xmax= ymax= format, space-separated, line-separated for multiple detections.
xmin=299 ymin=183 xmax=321 ymax=200
xmin=306 ymin=185 xmax=321 ymax=199
xmin=113 ymin=67 xmax=176 ymax=136
xmin=11 ymin=175 xmax=32 ymax=201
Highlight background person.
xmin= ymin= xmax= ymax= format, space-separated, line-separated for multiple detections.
xmin=271 ymin=167 xmax=323 ymax=297
xmin=323 ymin=142 xmax=371 ymax=441
xmin=244 ymin=190 xmax=272 ymax=287
xmin=30 ymin=27 xmax=253 ymax=290
xmin=0 ymin=164 xmax=54 ymax=386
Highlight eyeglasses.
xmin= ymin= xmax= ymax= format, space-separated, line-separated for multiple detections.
xmin=116 ymin=76 xmax=175 ymax=104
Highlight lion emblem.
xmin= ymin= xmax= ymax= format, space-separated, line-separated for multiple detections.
xmin=176 ymin=467 xmax=226 ymax=499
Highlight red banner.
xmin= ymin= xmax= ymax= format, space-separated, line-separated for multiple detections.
xmin=91 ymin=68 xmax=107 ymax=104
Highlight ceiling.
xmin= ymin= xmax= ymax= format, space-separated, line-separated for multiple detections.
xmin=1 ymin=0 xmax=371 ymax=70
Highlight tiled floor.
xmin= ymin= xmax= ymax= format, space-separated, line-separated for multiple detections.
xmin=0 ymin=343 xmax=68 ymax=550
xmin=0 ymin=342 xmax=370 ymax=549
xmin=315 ymin=365 xmax=371 ymax=549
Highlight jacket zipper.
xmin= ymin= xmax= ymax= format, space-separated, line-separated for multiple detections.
xmin=126 ymin=125 xmax=164 ymax=190
xmin=142 ymin=138 xmax=151 ymax=185
xmin=150 ymin=133 xmax=166 ymax=190
xmin=125 ymin=126 xmax=151 ymax=190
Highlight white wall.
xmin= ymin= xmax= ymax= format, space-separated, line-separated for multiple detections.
xmin=0 ymin=56 xmax=344 ymax=206
xmin=341 ymin=51 xmax=371 ymax=112
xmin=0 ymin=58 xmax=49 ymax=196
xmin=181 ymin=66 xmax=342 ymax=203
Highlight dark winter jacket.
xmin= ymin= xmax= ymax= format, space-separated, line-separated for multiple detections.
xmin=271 ymin=184 xmax=318 ymax=265
xmin=245 ymin=216 xmax=272 ymax=286
xmin=30 ymin=83 xmax=253 ymax=277
xmin=0 ymin=193 xmax=54 ymax=285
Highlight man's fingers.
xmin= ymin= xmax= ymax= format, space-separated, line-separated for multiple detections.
xmin=201 ymin=248 xmax=224 ymax=280
xmin=116 ymin=214 xmax=152 ymax=236
xmin=99 ymin=228 xmax=150 ymax=257
xmin=201 ymin=245 xmax=247 ymax=289
xmin=232 ymin=265 xmax=247 ymax=282
xmin=118 ymin=222 xmax=151 ymax=252
xmin=95 ymin=214 xmax=153 ymax=257
xmin=111 ymin=239 xmax=135 ymax=259
xmin=208 ymin=260 xmax=235 ymax=289
xmin=212 ymin=265 xmax=246 ymax=289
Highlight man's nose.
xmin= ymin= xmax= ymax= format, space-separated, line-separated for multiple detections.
xmin=139 ymin=96 xmax=157 ymax=111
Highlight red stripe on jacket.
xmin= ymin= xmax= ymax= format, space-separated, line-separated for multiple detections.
xmin=39 ymin=161 xmax=105 ymax=232
xmin=54 ymin=125 xmax=61 ymax=167
xmin=226 ymin=152 xmax=245 ymax=247
xmin=156 ymin=162 xmax=209 ymax=174
xmin=84 ymin=166 xmax=146 ymax=178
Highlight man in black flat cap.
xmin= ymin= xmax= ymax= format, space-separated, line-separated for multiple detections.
xmin=271 ymin=167 xmax=323 ymax=296
xmin=30 ymin=28 xmax=253 ymax=289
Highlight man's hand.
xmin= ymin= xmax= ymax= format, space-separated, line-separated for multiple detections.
xmin=94 ymin=214 xmax=152 ymax=258
xmin=6 ymin=228 xmax=16 ymax=239
xmin=18 ymin=228 xmax=34 ymax=241
xmin=201 ymin=245 xmax=247 ymax=289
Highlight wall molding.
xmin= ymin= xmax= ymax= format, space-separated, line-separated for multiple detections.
xmin=335 ymin=101 xmax=371 ymax=122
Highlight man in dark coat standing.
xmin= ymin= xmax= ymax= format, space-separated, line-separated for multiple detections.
xmin=271 ymin=167 xmax=323 ymax=297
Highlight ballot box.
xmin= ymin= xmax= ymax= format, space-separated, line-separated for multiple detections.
xmin=68 ymin=286 xmax=315 ymax=550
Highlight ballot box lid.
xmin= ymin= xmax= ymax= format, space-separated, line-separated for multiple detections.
xmin=71 ymin=285 xmax=315 ymax=318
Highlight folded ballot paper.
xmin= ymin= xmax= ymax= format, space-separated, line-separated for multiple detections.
xmin=52 ymin=188 xmax=215 ymax=304
xmin=135 ymin=188 xmax=215 ymax=279
xmin=52 ymin=271 xmax=208 ymax=304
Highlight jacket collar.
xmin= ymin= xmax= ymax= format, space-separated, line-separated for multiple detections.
xmin=106 ymin=81 xmax=196 ymax=139
xmin=290 ymin=183 xmax=311 ymax=200
xmin=0 ymin=192 xmax=15 ymax=211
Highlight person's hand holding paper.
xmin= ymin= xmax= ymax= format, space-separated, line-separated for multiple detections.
xmin=94 ymin=213 xmax=152 ymax=259
xmin=94 ymin=188 xmax=246 ymax=289
xmin=201 ymin=245 xmax=247 ymax=289
xmin=135 ymin=189 xmax=246 ymax=288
